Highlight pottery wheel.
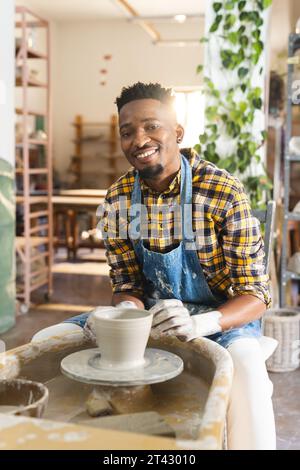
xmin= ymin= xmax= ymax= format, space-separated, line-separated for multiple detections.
xmin=60 ymin=348 xmax=184 ymax=386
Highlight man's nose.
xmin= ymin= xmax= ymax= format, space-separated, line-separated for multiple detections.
xmin=132 ymin=129 xmax=151 ymax=148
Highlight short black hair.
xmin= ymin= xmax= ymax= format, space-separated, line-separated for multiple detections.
xmin=115 ymin=82 xmax=175 ymax=113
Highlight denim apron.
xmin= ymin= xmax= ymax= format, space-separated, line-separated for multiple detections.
xmin=64 ymin=154 xmax=261 ymax=349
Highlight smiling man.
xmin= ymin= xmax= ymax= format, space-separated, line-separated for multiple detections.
xmin=32 ymin=82 xmax=276 ymax=450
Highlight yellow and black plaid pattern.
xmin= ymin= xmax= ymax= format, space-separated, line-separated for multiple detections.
xmin=100 ymin=148 xmax=271 ymax=307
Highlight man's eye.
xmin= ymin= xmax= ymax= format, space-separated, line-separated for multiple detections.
xmin=147 ymin=124 xmax=159 ymax=131
xmin=121 ymin=132 xmax=130 ymax=138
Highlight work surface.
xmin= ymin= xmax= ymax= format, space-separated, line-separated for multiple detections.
xmin=0 ymin=333 xmax=233 ymax=450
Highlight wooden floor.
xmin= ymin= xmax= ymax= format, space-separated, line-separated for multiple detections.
xmin=1 ymin=252 xmax=299 ymax=450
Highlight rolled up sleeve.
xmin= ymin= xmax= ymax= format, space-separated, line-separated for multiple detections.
xmin=99 ymin=197 xmax=143 ymax=296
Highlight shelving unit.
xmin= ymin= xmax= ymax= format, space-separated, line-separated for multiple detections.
xmin=15 ymin=6 xmax=53 ymax=310
xmin=280 ymin=33 xmax=300 ymax=307
xmin=70 ymin=114 xmax=122 ymax=188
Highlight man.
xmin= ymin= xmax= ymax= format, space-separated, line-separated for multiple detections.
xmin=33 ymin=82 xmax=276 ymax=450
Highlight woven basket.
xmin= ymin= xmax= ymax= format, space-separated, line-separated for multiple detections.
xmin=264 ymin=309 xmax=300 ymax=372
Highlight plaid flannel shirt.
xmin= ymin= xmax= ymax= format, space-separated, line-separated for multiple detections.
xmin=100 ymin=148 xmax=271 ymax=308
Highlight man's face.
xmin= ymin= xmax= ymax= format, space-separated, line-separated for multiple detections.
xmin=119 ymin=99 xmax=184 ymax=180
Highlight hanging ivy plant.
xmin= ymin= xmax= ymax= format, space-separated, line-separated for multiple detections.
xmin=195 ymin=0 xmax=273 ymax=208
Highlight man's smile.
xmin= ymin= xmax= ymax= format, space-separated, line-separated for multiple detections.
xmin=133 ymin=146 xmax=160 ymax=164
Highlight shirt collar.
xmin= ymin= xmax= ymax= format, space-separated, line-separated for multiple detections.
xmin=140 ymin=167 xmax=181 ymax=197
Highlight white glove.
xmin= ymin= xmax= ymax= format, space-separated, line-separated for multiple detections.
xmin=150 ymin=298 xmax=222 ymax=342
xmin=115 ymin=301 xmax=138 ymax=309
xmin=83 ymin=312 xmax=97 ymax=342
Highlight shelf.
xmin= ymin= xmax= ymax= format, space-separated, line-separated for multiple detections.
xmin=15 ymin=107 xmax=46 ymax=117
xmin=16 ymin=139 xmax=48 ymax=147
xmin=284 ymin=271 xmax=300 ymax=281
xmin=287 ymin=56 xmax=300 ymax=65
xmin=16 ymin=236 xmax=49 ymax=250
xmin=16 ymin=169 xmax=49 ymax=175
xmin=72 ymin=153 xmax=122 ymax=160
xmin=16 ymin=195 xmax=49 ymax=204
xmin=15 ymin=4 xmax=52 ymax=308
xmin=15 ymin=46 xmax=47 ymax=60
xmin=15 ymin=21 xmax=47 ymax=28
xmin=72 ymin=122 xmax=110 ymax=127
xmin=16 ymin=77 xmax=47 ymax=88
xmin=286 ymin=153 xmax=300 ymax=162
xmin=286 ymin=212 xmax=300 ymax=221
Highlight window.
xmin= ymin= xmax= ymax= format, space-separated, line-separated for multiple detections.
xmin=173 ymin=89 xmax=205 ymax=148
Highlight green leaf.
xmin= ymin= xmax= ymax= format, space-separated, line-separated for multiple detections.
xmin=252 ymin=97 xmax=262 ymax=109
xmin=200 ymin=133 xmax=208 ymax=144
xmin=253 ymin=87 xmax=262 ymax=98
xmin=204 ymin=77 xmax=215 ymax=90
xmin=239 ymin=11 xmax=249 ymax=21
xmin=257 ymin=1 xmax=264 ymax=10
xmin=210 ymin=21 xmax=219 ymax=33
xmin=252 ymin=29 xmax=261 ymax=40
xmin=261 ymin=130 xmax=268 ymax=140
xmin=207 ymin=142 xmax=216 ymax=153
xmin=213 ymin=2 xmax=222 ymax=12
xmin=248 ymin=141 xmax=257 ymax=154
xmin=238 ymin=25 xmax=246 ymax=35
xmin=240 ymin=132 xmax=251 ymax=139
xmin=207 ymin=124 xmax=218 ymax=134
xmin=251 ymin=53 xmax=260 ymax=65
xmin=196 ymin=64 xmax=204 ymax=74
xmin=240 ymin=35 xmax=249 ymax=47
xmin=227 ymin=161 xmax=238 ymax=173
xmin=238 ymin=1 xmax=246 ymax=11
xmin=238 ymin=67 xmax=249 ymax=79
xmin=193 ymin=144 xmax=202 ymax=154
xmin=228 ymin=32 xmax=238 ymax=44
xmin=262 ymin=0 xmax=272 ymax=9
xmin=239 ymin=101 xmax=248 ymax=112
xmin=253 ymin=40 xmax=263 ymax=55
xmin=224 ymin=13 xmax=236 ymax=30
xmin=225 ymin=1 xmax=235 ymax=10
xmin=248 ymin=11 xmax=259 ymax=22
xmin=205 ymin=106 xmax=218 ymax=121
xmin=199 ymin=36 xmax=209 ymax=43
xmin=212 ymin=90 xmax=220 ymax=98
xmin=204 ymin=150 xmax=220 ymax=164
xmin=255 ymin=17 xmax=263 ymax=27
xmin=240 ymin=84 xmax=247 ymax=93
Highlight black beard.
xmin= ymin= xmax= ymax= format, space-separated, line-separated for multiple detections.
xmin=138 ymin=164 xmax=164 ymax=179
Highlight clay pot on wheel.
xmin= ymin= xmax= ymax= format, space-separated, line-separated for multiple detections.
xmin=92 ymin=308 xmax=153 ymax=370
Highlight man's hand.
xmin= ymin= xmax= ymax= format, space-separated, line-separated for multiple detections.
xmin=149 ymin=299 xmax=191 ymax=340
xmin=149 ymin=299 xmax=222 ymax=342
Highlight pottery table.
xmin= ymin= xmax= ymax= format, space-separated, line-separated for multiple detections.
xmin=0 ymin=333 xmax=233 ymax=450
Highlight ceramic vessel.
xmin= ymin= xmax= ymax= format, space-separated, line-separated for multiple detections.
xmin=0 ymin=378 xmax=48 ymax=418
xmin=92 ymin=308 xmax=153 ymax=370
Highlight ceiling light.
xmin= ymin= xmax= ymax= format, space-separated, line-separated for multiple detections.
xmin=174 ymin=15 xmax=187 ymax=23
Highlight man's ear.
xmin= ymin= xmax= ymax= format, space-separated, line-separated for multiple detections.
xmin=176 ymin=124 xmax=184 ymax=143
